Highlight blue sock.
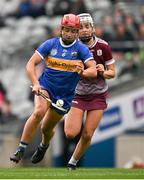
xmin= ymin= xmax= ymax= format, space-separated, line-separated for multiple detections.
xmin=18 ymin=141 xmax=28 ymax=152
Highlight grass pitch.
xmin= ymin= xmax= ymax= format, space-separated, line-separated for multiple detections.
xmin=0 ymin=168 xmax=144 ymax=179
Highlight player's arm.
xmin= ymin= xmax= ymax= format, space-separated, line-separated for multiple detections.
xmin=96 ymin=63 xmax=116 ymax=79
xmin=26 ymin=52 xmax=42 ymax=94
xmin=78 ymin=44 xmax=97 ymax=78
xmin=97 ymin=43 xmax=116 ymax=79
xmin=80 ymin=60 xmax=97 ymax=78
xmin=104 ymin=63 xmax=116 ymax=79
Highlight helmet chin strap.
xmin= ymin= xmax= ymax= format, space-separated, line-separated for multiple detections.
xmin=80 ymin=35 xmax=93 ymax=43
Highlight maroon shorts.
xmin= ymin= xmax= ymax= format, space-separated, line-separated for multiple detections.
xmin=71 ymin=91 xmax=108 ymax=110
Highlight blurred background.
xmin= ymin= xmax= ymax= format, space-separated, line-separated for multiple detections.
xmin=0 ymin=0 xmax=144 ymax=168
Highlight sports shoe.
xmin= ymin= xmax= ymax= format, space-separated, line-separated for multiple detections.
xmin=10 ymin=150 xmax=24 ymax=163
xmin=31 ymin=145 xmax=48 ymax=164
xmin=67 ymin=163 xmax=77 ymax=170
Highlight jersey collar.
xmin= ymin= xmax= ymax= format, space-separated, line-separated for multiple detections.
xmin=59 ymin=37 xmax=77 ymax=48
xmin=89 ymin=36 xmax=98 ymax=48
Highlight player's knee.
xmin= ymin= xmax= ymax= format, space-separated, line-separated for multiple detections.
xmin=33 ymin=108 xmax=45 ymax=120
xmin=65 ymin=130 xmax=77 ymax=139
xmin=82 ymin=131 xmax=93 ymax=142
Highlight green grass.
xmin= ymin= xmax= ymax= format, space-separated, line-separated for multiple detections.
xmin=0 ymin=168 xmax=144 ymax=179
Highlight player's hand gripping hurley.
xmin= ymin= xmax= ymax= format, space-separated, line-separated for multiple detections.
xmin=30 ymin=86 xmax=67 ymax=112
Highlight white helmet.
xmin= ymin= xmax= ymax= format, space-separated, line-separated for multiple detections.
xmin=78 ymin=13 xmax=94 ymax=27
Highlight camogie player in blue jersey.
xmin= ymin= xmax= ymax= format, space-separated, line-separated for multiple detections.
xmin=10 ymin=14 xmax=97 ymax=163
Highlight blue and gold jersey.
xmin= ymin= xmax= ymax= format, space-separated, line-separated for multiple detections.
xmin=36 ymin=37 xmax=93 ymax=113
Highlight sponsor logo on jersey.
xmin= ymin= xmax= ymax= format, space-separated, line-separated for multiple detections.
xmin=50 ymin=49 xmax=57 ymax=56
xmin=45 ymin=56 xmax=81 ymax=72
xmin=71 ymin=51 xmax=77 ymax=57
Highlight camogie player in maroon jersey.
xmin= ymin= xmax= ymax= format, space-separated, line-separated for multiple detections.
xmin=65 ymin=13 xmax=116 ymax=170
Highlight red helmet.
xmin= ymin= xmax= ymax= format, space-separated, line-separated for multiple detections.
xmin=61 ymin=14 xmax=80 ymax=29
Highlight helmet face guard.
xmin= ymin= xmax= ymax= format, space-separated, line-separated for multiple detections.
xmin=78 ymin=13 xmax=94 ymax=42
xmin=61 ymin=14 xmax=80 ymax=29
xmin=78 ymin=13 xmax=94 ymax=27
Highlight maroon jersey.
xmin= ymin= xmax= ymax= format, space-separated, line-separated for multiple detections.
xmin=76 ymin=36 xmax=115 ymax=95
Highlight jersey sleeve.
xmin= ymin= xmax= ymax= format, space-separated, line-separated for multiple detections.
xmin=36 ymin=38 xmax=54 ymax=59
xmin=78 ymin=43 xmax=93 ymax=63
xmin=103 ymin=44 xmax=115 ymax=65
